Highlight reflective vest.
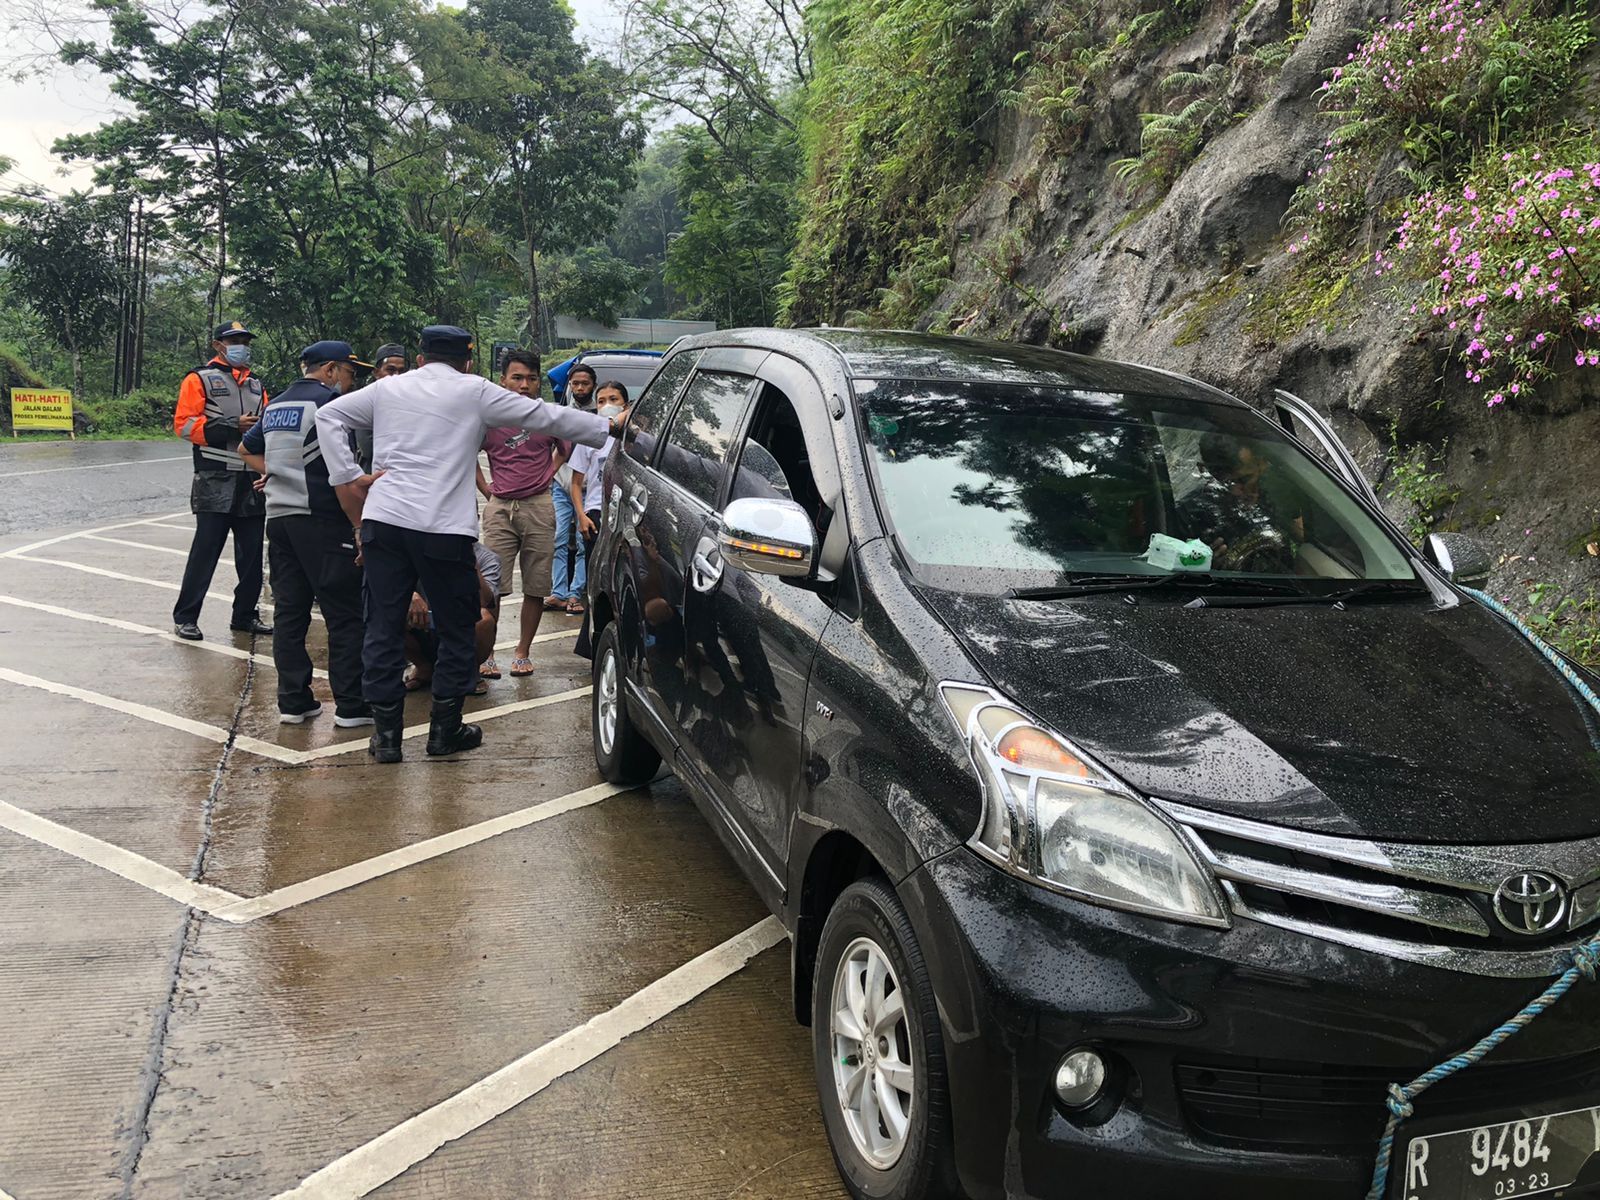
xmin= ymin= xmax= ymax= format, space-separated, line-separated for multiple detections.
xmin=257 ymin=378 xmax=344 ymax=522
xmin=185 ymin=365 xmax=265 ymax=473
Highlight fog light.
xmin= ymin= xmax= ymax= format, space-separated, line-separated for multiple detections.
xmin=1054 ymin=1048 xmax=1106 ymax=1109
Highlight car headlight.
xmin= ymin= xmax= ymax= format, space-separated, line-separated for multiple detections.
xmin=941 ymin=683 xmax=1228 ymax=928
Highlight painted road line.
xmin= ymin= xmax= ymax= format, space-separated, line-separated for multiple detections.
xmin=0 ymin=512 xmax=189 ymax=559
xmin=0 ymin=454 xmax=188 ymax=479
xmin=212 ymin=780 xmax=630 ymax=922
xmin=10 ymin=554 xmax=322 ymax=623
xmin=143 ymin=520 xmax=196 ymax=532
xmin=492 ymin=627 xmax=580 ymax=653
xmin=0 ymin=666 xmax=303 ymax=765
xmin=0 ymin=798 xmax=245 ymax=912
xmin=0 ymin=1180 xmax=19 ymax=1200
xmin=82 ymin=533 xmax=193 ymax=558
xmin=273 ymin=916 xmax=787 ymax=1199
xmin=0 ymin=594 xmax=326 ymax=679
xmin=291 ymin=686 xmax=592 ymax=763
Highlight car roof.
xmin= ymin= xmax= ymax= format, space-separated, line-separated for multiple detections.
xmin=672 ymin=327 xmax=1243 ymax=406
xmin=574 ymin=349 xmax=664 ymax=362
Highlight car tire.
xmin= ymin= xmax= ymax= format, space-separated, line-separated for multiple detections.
xmin=813 ymin=877 xmax=961 ymax=1200
xmin=591 ymin=622 xmax=661 ymax=785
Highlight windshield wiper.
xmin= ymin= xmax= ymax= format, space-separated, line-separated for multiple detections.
xmin=1185 ymin=579 xmax=1431 ymax=608
xmin=1006 ymin=573 xmax=1308 ymax=600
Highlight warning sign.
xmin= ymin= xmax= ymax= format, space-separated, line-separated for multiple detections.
xmin=11 ymin=388 xmax=74 ymax=432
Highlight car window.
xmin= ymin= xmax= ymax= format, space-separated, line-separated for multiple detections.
xmin=729 ymin=383 xmax=830 ymax=535
xmin=623 ymin=350 xmax=697 ymax=466
xmin=657 ymin=370 xmax=752 ymax=506
xmin=856 ymin=378 xmax=1417 ymax=593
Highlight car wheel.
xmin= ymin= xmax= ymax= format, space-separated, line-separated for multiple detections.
xmin=591 ymin=622 xmax=661 ymax=785
xmin=813 ymin=877 xmax=960 ymax=1200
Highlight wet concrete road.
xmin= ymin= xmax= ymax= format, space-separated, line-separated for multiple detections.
xmin=0 ymin=444 xmax=848 ymax=1199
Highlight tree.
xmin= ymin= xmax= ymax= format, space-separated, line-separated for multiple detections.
xmin=0 ymin=191 xmax=123 ymax=402
xmin=459 ymin=0 xmax=644 ymax=349
xmin=548 ymin=245 xmax=647 ymax=327
xmin=606 ymin=138 xmax=685 ymax=318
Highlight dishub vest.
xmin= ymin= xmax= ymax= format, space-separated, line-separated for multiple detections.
xmin=185 ymin=365 xmax=265 ymax=474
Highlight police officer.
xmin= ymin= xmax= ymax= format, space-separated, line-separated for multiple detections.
xmin=316 ymin=326 xmax=622 ymax=763
xmin=171 ymin=319 xmax=272 ymax=641
xmin=239 ymin=341 xmax=372 ymax=727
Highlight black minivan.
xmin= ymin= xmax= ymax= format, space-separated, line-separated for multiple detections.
xmin=581 ymin=329 xmax=1600 ymax=1200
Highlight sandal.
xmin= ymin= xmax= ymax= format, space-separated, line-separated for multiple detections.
xmin=566 ymin=599 xmax=586 ymax=615
xmin=480 ymin=657 xmax=502 ymax=679
xmin=509 ymin=657 xmax=535 ymax=677
xmin=542 ymin=596 xmax=568 ymax=611
xmin=472 ymin=678 xmax=489 ymax=696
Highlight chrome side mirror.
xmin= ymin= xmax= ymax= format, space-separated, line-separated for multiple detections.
xmin=1424 ymin=532 xmax=1492 ymax=588
xmin=718 ymin=496 xmax=816 ymax=579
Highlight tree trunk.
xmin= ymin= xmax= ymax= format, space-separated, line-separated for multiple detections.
xmin=527 ymin=235 xmax=544 ymax=354
xmin=71 ymin=347 xmax=83 ymax=413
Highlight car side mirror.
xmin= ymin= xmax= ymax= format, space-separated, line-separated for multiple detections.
xmin=718 ymin=496 xmax=816 ymax=579
xmin=1424 ymin=532 xmax=1492 ymax=588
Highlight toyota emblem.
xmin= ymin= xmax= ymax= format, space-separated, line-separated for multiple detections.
xmin=1492 ymin=872 xmax=1568 ymax=936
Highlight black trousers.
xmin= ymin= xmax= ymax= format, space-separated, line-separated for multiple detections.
xmin=174 ymin=506 xmax=265 ymax=626
xmin=360 ymin=520 xmax=480 ymax=705
xmin=267 ymin=515 xmax=364 ymax=715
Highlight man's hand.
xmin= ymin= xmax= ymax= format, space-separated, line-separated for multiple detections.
xmin=407 ymin=592 xmax=430 ymax=631
xmin=577 ymin=511 xmax=597 ymax=539
xmin=239 ymin=412 xmax=259 ymax=432
xmin=334 ymin=469 xmax=385 ymax=528
xmin=252 ymin=475 xmax=267 ymax=494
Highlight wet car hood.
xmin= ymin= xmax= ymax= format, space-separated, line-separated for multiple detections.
xmin=917 ymin=588 xmax=1600 ymax=843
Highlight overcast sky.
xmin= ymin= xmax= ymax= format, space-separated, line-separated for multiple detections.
xmin=0 ymin=0 xmax=625 ymax=193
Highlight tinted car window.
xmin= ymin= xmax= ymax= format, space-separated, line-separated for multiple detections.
xmin=857 ymin=378 xmax=1417 ymax=593
xmin=623 ymin=350 xmax=698 ymax=466
xmin=657 ymin=370 xmax=752 ymax=506
xmin=729 ymin=383 xmax=830 ymax=533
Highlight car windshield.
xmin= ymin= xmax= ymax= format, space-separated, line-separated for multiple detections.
xmin=856 ymin=378 xmax=1420 ymax=594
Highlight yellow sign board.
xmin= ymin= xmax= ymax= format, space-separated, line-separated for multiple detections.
xmin=11 ymin=388 xmax=75 ymax=432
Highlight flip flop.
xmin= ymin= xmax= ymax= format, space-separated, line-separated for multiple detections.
xmin=510 ymin=657 xmax=535 ymax=676
xmin=542 ymin=596 xmax=568 ymax=611
xmin=480 ymin=657 xmax=502 ymax=679
xmin=472 ymin=678 xmax=489 ymax=696
xmin=566 ymin=600 xmax=586 ymax=615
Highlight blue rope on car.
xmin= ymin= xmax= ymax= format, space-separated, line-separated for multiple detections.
xmin=1364 ymin=585 xmax=1600 ymax=1200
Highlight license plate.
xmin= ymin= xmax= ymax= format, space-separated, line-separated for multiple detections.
xmin=1398 ymin=1105 xmax=1600 ymax=1199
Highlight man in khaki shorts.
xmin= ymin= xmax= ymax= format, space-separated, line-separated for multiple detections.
xmin=475 ymin=349 xmax=568 ymax=677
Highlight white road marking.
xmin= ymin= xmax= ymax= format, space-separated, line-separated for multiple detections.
xmin=492 ymin=627 xmax=579 ymax=653
xmin=273 ymin=917 xmax=787 ymax=1199
xmin=0 ymin=454 xmax=188 ymax=478
xmin=1 ymin=1180 xmax=19 ymax=1199
xmin=0 ymin=594 xmax=327 ymax=679
xmin=9 ymin=554 xmax=320 ymax=623
xmin=143 ymin=520 xmax=195 ymax=532
xmin=212 ymin=781 xmax=629 ymax=922
xmin=0 ymin=666 xmax=304 ymax=765
xmin=0 ymin=779 xmax=628 ymax=923
xmin=82 ymin=533 xmax=193 ymax=558
xmin=0 ymin=798 xmax=244 ymax=911
xmin=291 ymin=686 xmax=592 ymax=763
xmin=0 ymin=512 xmax=189 ymax=559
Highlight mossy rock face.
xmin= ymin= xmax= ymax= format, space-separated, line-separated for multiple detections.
xmin=0 ymin=343 xmax=57 ymax=432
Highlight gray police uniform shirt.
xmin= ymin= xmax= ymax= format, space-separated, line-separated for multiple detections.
xmin=241 ymin=377 xmax=349 ymax=522
xmin=316 ymin=362 xmax=610 ymax=538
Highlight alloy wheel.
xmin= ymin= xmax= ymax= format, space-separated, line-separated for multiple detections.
xmin=597 ymin=647 xmax=619 ymax=756
xmin=830 ymin=935 xmax=915 ymax=1169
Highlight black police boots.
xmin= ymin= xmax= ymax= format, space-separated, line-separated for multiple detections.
xmin=368 ymin=701 xmax=405 ymax=764
xmin=426 ymin=697 xmax=483 ymax=757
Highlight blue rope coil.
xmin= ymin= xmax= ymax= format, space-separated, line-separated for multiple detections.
xmin=1364 ymin=586 xmax=1600 ymax=1200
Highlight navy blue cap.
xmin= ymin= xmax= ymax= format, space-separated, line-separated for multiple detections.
xmin=419 ymin=325 xmax=475 ymax=358
xmin=213 ymin=319 xmax=254 ymax=340
xmin=300 ymin=340 xmax=373 ymax=369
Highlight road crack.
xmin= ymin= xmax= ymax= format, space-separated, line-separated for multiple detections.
xmin=116 ymin=640 xmax=257 ymax=1197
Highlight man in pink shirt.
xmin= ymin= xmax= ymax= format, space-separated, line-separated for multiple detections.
xmin=476 ymin=350 xmax=569 ymax=677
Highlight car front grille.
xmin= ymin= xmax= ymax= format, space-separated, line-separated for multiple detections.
xmin=1175 ymin=1051 xmax=1600 ymax=1148
xmin=1157 ymin=800 xmax=1600 ymax=978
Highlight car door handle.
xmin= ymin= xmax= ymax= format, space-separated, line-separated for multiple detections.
xmin=691 ymin=535 xmax=723 ymax=592
xmin=627 ymin=490 xmax=648 ymax=518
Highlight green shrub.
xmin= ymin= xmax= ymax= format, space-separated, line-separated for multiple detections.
xmin=84 ymin=388 xmax=171 ymax=436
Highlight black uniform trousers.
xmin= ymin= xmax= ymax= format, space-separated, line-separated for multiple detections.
xmin=267 ymin=515 xmax=365 ymax=716
xmin=360 ymin=520 xmax=480 ymax=705
xmin=174 ymin=477 xmax=265 ymax=627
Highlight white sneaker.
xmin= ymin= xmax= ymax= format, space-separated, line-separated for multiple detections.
xmin=279 ymin=703 xmax=324 ymax=725
xmin=333 ymin=711 xmax=375 ymax=728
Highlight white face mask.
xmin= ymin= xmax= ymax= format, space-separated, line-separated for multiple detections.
xmin=599 ymin=404 xmax=623 ymax=419
xmin=223 ymin=343 xmax=252 ymax=367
